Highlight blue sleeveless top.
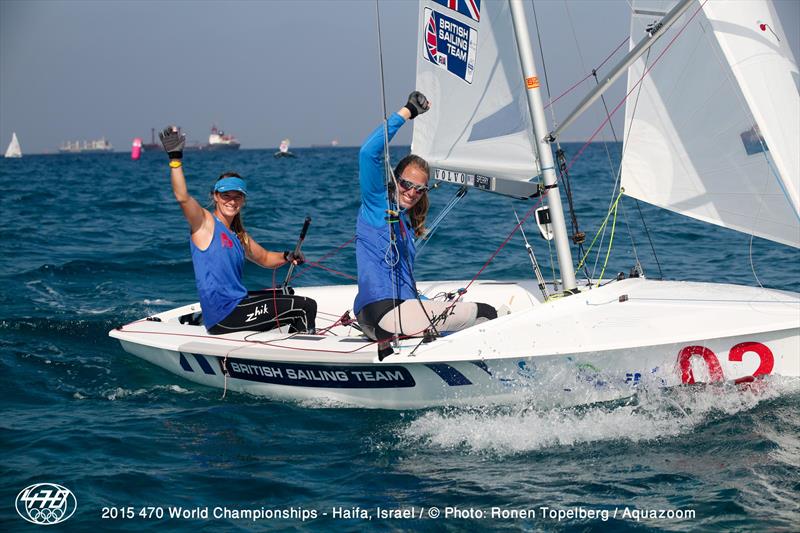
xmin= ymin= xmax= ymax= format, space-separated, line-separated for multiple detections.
xmin=353 ymin=113 xmax=418 ymax=315
xmin=189 ymin=216 xmax=247 ymax=329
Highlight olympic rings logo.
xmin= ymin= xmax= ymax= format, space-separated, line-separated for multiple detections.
xmin=15 ymin=483 xmax=77 ymax=525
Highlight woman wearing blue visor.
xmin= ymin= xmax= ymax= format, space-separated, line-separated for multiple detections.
xmin=159 ymin=126 xmax=316 ymax=334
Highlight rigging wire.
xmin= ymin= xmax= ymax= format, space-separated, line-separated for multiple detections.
xmin=374 ymin=0 xmax=401 ymax=346
xmin=615 ymin=43 xmax=666 ymax=280
xmin=748 ymin=235 xmax=764 ymax=289
xmin=562 ymin=0 xmax=644 ymax=281
xmin=575 ymin=190 xmax=624 ymax=277
xmin=544 ymin=37 xmax=628 ymax=112
xmin=415 ymin=186 xmax=468 ymax=256
xmin=374 ymin=0 xmax=443 ymax=354
xmin=530 ymin=0 xmax=557 ymax=128
xmin=556 ymin=1 xmax=708 ymax=280
xmin=514 ymin=206 xmax=550 ymax=300
xmin=530 ymin=0 xmax=580 ymax=289
xmin=561 ymin=0 xmax=708 ymax=176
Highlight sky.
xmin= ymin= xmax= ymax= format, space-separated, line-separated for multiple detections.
xmin=1 ymin=0 xmax=798 ymax=154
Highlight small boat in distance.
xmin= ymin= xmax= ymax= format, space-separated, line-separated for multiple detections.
xmin=59 ymin=138 xmax=113 ymax=154
xmin=274 ymin=138 xmax=296 ymax=158
xmin=4 ymin=132 xmax=21 ymax=158
xmin=204 ymin=125 xmax=240 ymax=151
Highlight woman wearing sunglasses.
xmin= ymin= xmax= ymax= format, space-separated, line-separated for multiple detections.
xmin=354 ymin=93 xmax=497 ymax=348
xmin=159 ymin=126 xmax=317 ymax=335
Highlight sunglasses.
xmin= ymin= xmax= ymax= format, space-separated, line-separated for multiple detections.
xmin=397 ymin=177 xmax=430 ymax=193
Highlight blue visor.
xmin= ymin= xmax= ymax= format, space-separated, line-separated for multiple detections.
xmin=214 ymin=177 xmax=248 ymax=196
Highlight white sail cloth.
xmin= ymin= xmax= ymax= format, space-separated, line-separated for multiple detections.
xmin=4 ymin=132 xmax=21 ymax=158
xmin=411 ymin=0 xmax=540 ymax=197
xmin=621 ymin=0 xmax=799 ymax=248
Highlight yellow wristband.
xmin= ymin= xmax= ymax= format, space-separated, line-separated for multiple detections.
xmin=169 ymin=160 xmax=182 ymax=168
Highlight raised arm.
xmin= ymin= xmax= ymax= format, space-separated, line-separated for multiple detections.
xmin=358 ymin=92 xmax=430 ymax=224
xmin=160 ymin=126 xmax=207 ymax=234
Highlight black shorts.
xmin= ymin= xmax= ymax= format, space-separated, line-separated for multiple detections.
xmin=356 ymin=299 xmax=400 ymax=341
xmin=208 ymin=290 xmax=317 ymax=335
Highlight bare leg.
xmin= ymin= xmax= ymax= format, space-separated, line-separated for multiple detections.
xmin=376 ymin=299 xmax=495 ymax=337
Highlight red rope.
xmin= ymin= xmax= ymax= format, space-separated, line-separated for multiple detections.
xmin=306 ymin=262 xmax=357 ymax=281
xmin=271 ymin=269 xmax=281 ymax=330
xmin=545 ymin=36 xmax=629 ymax=110
xmin=465 ymin=195 xmax=544 ymax=290
xmin=563 ymin=1 xmax=707 ymax=175
xmin=117 ymin=322 xmax=377 ymax=354
xmin=289 ymin=235 xmax=355 ymax=283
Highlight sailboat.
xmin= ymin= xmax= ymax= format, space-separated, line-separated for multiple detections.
xmin=274 ymin=138 xmax=296 ymax=158
xmin=4 ymin=132 xmax=22 ymax=158
xmin=109 ymin=0 xmax=799 ymax=409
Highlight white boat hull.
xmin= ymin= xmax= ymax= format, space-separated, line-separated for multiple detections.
xmin=110 ymin=278 xmax=800 ymax=409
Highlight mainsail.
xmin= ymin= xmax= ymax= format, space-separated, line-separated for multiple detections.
xmin=621 ymin=0 xmax=800 ymax=248
xmin=411 ymin=0 xmax=541 ymax=198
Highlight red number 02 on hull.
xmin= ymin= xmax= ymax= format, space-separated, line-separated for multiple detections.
xmin=678 ymin=342 xmax=775 ymax=384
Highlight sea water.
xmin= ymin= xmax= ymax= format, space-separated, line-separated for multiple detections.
xmin=1 ymin=145 xmax=798 ymax=531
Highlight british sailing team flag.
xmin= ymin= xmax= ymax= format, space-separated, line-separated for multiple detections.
xmin=433 ymin=0 xmax=481 ymax=22
xmin=423 ymin=7 xmax=478 ymax=84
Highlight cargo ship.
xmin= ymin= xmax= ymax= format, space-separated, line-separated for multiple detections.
xmin=204 ymin=125 xmax=240 ymax=151
xmin=59 ymin=138 xmax=114 ymax=153
xmin=141 ymin=128 xmax=160 ymax=152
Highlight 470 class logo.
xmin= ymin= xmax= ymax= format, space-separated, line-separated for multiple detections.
xmin=16 ymin=483 xmax=77 ymax=525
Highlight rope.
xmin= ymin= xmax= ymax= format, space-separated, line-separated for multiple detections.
xmin=289 ymin=235 xmax=356 ymax=283
xmin=530 ymin=0 xmax=557 ymax=129
xmin=544 ymin=37 xmax=628 ymax=111
xmin=596 ymin=193 xmax=621 ymax=285
xmin=576 ymin=190 xmax=623 ymax=275
xmin=304 ymin=262 xmax=357 ymax=281
xmin=373 ymin=0 xmax=402 ymax=342
xmin=465 ymin=196 xmax=544 ymax=291
xmin=514 ymin=206 xmax=549 ymax=301
xmin=562 ymin=0 xmax=708 ymax=176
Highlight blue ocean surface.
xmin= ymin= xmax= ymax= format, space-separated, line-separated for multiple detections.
xmin=1 ymin=144 xmax=798 ymax=531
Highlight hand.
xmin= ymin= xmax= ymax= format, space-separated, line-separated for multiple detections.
xmin=404 ymin=91 xmax=430 ymax=119
xmin=159 ymin=125 xmax=186 ymax=160
xmin=284 ymin=250 xmax=305 ymax=265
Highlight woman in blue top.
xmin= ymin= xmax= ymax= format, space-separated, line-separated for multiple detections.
xmin=159 ymin=126 xmax=316 ymax=334
xmin=354 ymin=93 xmax=496 ymax=345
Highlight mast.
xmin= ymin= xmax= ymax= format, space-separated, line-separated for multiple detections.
xmin=509 ymin=0 xmax=577 ymax=292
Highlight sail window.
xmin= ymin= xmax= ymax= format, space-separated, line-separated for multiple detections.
xmin=740 ymin=125 xmax=769 ymax=156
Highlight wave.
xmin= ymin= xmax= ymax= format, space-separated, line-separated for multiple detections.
xmin=19 ymin=259 xmax=191 ymax=278
xmin=100 ymin=384 xmax=194 ymax=401
xmin=398 ymin=377 xmax=800 ymax=455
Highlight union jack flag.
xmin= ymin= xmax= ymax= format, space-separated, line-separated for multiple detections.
xmin=425 ymin=12 xmax=440 ymax=65
xmin=433 ymin=0 xmax=480 ymax=22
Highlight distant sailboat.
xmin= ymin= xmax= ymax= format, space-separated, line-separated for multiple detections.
xmin=4 ymin=132 xmax=21 ymax=158
xmin=274 ymin=138 xmax=296 ymax=158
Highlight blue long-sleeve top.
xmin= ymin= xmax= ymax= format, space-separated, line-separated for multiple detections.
xmin=353 ymin=113 xmax=417 ymax=315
